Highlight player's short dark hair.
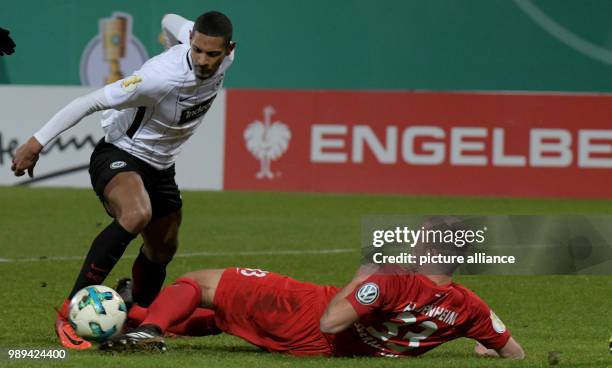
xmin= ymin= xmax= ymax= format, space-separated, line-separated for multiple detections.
xmin=193 ymin=11 xmax=233 ymax=45
xmin=417 ymin=216 xmax=475 ymax=276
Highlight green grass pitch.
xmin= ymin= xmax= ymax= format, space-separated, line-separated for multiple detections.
xmin=0 ymin=186 xmax=610 ymax=367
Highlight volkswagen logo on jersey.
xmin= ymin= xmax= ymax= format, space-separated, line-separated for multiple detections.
xmin=110 ymin=161 xmax=127 ymax=169
xmin=356 ymin=282 xmax=379 ymax=305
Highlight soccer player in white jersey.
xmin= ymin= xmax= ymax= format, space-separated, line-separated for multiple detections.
xmin=11 ymin=11 xmax=236 ymax=349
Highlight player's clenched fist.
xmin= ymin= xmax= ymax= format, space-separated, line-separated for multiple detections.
xmin=11 ymin=137 xmax=43 ymax=177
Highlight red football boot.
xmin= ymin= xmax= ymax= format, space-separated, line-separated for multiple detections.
xmin=54 ymin=299 xmax=92 ymax=350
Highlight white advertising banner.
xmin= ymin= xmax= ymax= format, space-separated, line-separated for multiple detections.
xmin=0 ymin=86 xmax=225 ymax=190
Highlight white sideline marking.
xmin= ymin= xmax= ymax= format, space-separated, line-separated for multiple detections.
xmin=0 ymin=248 xmax=357 ymax=264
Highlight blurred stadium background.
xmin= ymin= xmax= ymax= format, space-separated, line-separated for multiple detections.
xmin=0 ymin=1 xmax=611 ymax=367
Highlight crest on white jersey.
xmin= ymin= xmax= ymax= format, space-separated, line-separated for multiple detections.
xmin=244 ymin=106 xmax=291 ymax=180
xmin=490 ymin=310 xmax=506 ymax=333
xmin=356 ymin=282 xmax=379 ymax=305
xmin=110 ymin=161 xmax=127 ymax=169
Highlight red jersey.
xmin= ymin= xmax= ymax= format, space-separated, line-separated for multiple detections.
xmin=332 ymin=267 xmax=511 ymax=357
xmin=213 ymin=267 xmax=338 ymax=356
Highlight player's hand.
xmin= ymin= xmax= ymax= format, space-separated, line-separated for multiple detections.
xmin=11 ymin=137 xmax=43 ymax=177
xmin=0 ymin=27 xmax=16 ymax=56
xmin=474 ymin=342 xmax=500 ymax=357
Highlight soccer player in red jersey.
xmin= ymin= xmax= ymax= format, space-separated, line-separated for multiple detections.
xmin=102 ymin=261 xmax=524 ymax=359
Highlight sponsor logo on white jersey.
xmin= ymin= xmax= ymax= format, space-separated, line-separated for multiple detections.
xmin=244 ymin=106 xmax=291 ymax=180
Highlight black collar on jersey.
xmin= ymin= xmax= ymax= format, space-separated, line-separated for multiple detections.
xmin=186 ymin=50 xmax=192 ymax=70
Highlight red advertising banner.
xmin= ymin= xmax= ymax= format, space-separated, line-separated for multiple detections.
xmin=224 ymin=90 xmax=612 ymax=198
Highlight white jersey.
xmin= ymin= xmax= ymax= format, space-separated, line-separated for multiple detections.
xmin=101 ymin=34 xmax=233 ymax=169
xmin=32 ymin=16 xmax=232 ymax=171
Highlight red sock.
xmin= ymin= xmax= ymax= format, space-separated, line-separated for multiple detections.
xmin=127 ymin=304 xmax=148 ymax=325
xmin=167 ymin=308 xmax=221 ymax=336
xmin=141 ymin=277 xmax=201 ymax=332
xmin=129 ymin=304 xmax=219 ymax=336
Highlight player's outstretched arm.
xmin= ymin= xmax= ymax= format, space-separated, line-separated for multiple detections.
xmin=319 ymin=297 xmax=358 ymax=334
xmin=474 ymin=337 xmax=525 ymax=360
xmin=320 ymin=264 xmax=379 ymax=334
xmin=11 ymin=88 xmax=109 ymax=177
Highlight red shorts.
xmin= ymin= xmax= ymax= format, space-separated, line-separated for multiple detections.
xmin=212 ymin=267 xmax=339 ymax=356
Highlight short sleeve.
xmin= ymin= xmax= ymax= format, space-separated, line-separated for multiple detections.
xmin=465 ymin=299 xmax=511 ymax=350
xmin=345 ymin=273 xmax=401 ymax=317
xmin=103 ymin=63 xmax=169 ymax=110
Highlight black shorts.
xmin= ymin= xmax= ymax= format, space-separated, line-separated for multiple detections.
xmin=89 ymin=139 xmax=182 ymax=220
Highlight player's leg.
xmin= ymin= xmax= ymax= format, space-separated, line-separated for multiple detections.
xmin=128 ymin=304 xmax=220 ymax=337
xmin=139 ymin=269 xmax=223 ymax=331
xmin=126 ymin=268 xmax=222 ymax=327
xmin=100 ymin=269 xmax=224 ymax=351
xmin=56 ymin=142 xmax=152 ymax=350
xmin=130 ymin=209 xmax=181 ymax=307
xmin=130 ymin=269 xmax=223 ymax=335
xmin=179 ymin=269 xmax=224 ymax=307
xmin=130 ymin=166 xmax=182 ymax=307
xmin=68 ymin=172 xmax=151 ymax=297
xmin=127 ymin=269 xmax=223 ymax=322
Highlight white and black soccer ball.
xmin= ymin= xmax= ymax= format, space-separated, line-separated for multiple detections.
xmin=68 ymin=285 xmax=127 ymax=342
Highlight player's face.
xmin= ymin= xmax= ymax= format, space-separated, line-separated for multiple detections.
xmin=189 ymin=31 xmax=233 ymax=80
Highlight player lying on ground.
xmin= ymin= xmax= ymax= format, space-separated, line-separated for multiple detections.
xmin=102 ymin=262 xmax=524 ymax=359
xmin=11 ymin=12 xmax=235 ymax=350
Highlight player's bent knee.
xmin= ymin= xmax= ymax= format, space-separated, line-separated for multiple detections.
xmin=182 ymin=269 xmax=222 ymax=290
xmin=181 ymin=270 xmax=207 ymax=287
xmin=181 ymin=269 xmax=223 ymax=307
xmin=174 ymin=276 xmax=202 ymax=292
xmin=118 ymin=207 xmax=152 ymax=234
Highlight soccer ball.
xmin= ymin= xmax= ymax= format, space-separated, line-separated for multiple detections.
xmin=68 ymin=285 xmax=127 ymax=342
